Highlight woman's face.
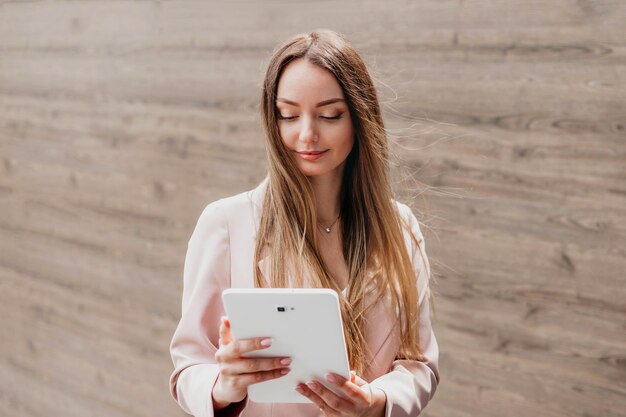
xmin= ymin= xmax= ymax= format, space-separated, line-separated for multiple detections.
xmin=275 ymin=58 xmax=354 ymax=179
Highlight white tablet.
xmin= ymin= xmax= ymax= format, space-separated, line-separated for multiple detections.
xmin=221 ymin=288 xmax=351 ymax=403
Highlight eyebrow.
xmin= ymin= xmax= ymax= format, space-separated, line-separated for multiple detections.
xmin=275 ymin=97 xmax=346 ymax=107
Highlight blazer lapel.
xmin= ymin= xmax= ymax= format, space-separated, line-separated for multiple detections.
xmin=362 ymin=290 xmax=397 ymax=380
xmin=248 ymin=175 xmax=272 ymax=281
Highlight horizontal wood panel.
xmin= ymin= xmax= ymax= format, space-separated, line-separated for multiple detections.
xmin=1 ymin=1 xmax=625 ymax=416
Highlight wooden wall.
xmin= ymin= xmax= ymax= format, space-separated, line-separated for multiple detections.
xmin=1 ymin=1 xmax=624 ymax=416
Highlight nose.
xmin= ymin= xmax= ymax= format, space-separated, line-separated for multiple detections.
xmin=298 ymin=114 xmax=319 ymax=144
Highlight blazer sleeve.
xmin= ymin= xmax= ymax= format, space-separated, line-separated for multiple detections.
xmin=369 ymin=203 xmax=441 ymax=417
xmin=168 ymin=199 xmax=249 ymax=417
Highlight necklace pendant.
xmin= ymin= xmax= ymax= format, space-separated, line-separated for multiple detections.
xmin=324 ymin=227 xmax=332 ymax=233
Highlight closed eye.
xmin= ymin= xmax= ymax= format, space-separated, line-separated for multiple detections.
xmin=277 ymin=114 xmax=343 ymax=121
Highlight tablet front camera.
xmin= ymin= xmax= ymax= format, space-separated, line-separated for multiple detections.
xmin=277 ymin=306 xmax=286 ymax=312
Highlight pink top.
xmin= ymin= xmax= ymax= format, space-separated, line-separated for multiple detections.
xmin=168 ymin=176 xmax=440 ymax=417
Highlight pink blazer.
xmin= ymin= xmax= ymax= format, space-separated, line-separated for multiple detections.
xmin=169 ymin=176 xmax=440 ymax=417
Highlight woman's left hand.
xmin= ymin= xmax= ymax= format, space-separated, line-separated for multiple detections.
xmin=295 ymin=370 xmax=386 ymax=417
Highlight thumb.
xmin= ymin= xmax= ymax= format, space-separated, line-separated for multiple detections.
xmin=350 ymin=370 xmax=368 ymax=387
xmin=218 ymin=316 xmax=232 ymax=346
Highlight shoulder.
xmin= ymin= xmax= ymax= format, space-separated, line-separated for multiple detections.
xmin=391 ymin=199 xmax=425 ymax=249
xmin=391 ymin=199 xmax=431 ymax=297
xmin=197 ymin=189 xmax=253 ymax=223
xmin=392 ymin=199 xmax=419 ymax=231
xmin=392 ymin=199 xmax=411 ymax=220
xmin=191 ymin=189 xmax=253 ymax=241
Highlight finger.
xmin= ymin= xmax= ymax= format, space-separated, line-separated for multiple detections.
xmin=231 ymin=367 xmax=290 ymax=389
xmin=228 ymin=337 xmax=273 ymax=357
xmin=219 ymin=316 xmax=232 ymax=346
xmin=349 ymin=370 xmax=368 ymax=386
xmin=325 ymin=373 xmax=370 ymax=405
xmin=303 ymin=380 xmax=354 ymax=412
xmin=295 ymin=384 xmax=334 ymax=414
xmin=225 ymin=356 xmax=292 ymax=375
xmin=353 ymin=373 xmax=368 ymax=387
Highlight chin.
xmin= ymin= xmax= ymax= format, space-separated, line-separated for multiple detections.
xmin=299 ymin=164 xmax=344 ymax=179
xmin=301 ymin=169 xmax=327 ymax=177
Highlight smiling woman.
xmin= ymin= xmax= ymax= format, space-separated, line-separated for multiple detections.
xmin=169 ymin=29 xmax=439 ymax=417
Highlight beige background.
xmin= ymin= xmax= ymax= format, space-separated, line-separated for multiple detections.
xmin=1 ymin=1 xmax=625 ymax=416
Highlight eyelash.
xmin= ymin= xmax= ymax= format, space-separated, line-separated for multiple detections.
xmin=277 ymin=114 xmax=343 ymax=121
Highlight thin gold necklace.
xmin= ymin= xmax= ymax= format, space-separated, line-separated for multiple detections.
xmin=317 ymin=214 xmax=340 ymax=234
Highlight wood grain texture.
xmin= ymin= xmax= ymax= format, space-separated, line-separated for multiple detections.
xmin=1 ymin=1 xmax=625 ymax=416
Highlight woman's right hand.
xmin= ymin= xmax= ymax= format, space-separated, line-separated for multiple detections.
xmin=211 ymin=316 xmax=292 ymax=409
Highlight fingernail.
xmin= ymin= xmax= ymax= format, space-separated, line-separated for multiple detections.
xmin=280 ymin=358 xmax=292 ymax=365
xmin=306 ymin=381 xmax=317 ymax=390
xmin=280 ymin=368 xmax=290 ymax=375
xmin=325 ymin=373 xmax=336 ymax=383
xmin=260 ymin=338 xmax=272 ymax=347
xmin=295 ymin=386 xmax=304 ymax=394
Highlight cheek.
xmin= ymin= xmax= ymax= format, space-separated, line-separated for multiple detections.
xmin=278 ymin=122 xmax=301 ymax=136
xmin=277 ymin=125 xmax=296 ymax=147
xmin=336 ymin=125 xmax=355 ymax=151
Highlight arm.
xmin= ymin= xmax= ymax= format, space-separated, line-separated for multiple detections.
xmin=369 ymin=204 xmax=440 ymax=417
xmin=168 ymin=200 xmax=249 ymax=417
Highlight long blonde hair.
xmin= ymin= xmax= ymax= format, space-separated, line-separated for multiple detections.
xmin=254 ymin=29 xmax=429 ymax=376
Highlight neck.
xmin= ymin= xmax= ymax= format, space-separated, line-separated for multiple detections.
xmin=308 ymin=169 xmax=343 ymax=224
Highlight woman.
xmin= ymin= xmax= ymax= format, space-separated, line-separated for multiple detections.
xmin=169 ymin=29 xmax=440 ymax=417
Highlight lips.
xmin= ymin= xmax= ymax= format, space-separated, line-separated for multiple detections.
xmin=298 ymin=150 xmax=328 ymax=155
xmin=297 ymin=150 xmax=328 ymax=161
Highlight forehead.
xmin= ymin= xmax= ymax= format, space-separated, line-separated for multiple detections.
xmin=276 ymin=58 xmax=344 ymax=103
